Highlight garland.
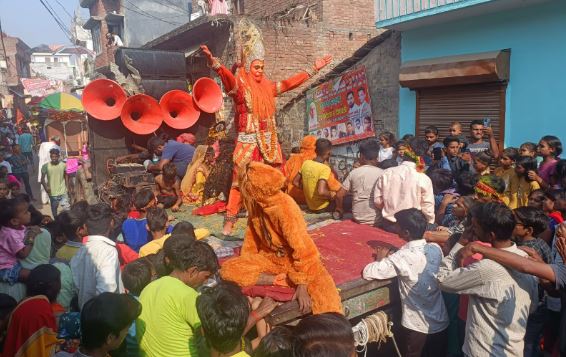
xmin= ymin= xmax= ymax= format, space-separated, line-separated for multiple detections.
xmin=403 ymin=147 xmax=426 ymax=172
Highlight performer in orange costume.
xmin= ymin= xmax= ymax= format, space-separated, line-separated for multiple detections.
xmin=221 ymin=161 xmax=342 ymax=314
xmin=201 ymin=20 xmax=332 ymax=235
xmin=284 ymin=135 xmax=317 ymax=204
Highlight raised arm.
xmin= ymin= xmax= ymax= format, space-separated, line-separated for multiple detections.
xmin=273 ymin=55 xmax=332 ymax=96
xmin=460 ymin=242 xmax=556 ymax=282
xmin=201 ymin=45 xmax=238 ymax=94
xmin=484 ymin=127 xmax=500 ymax=159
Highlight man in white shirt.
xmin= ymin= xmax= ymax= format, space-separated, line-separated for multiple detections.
xmin=342 ymin=140 xmax=383 ymax=225
xmin=437 ymin=202 xmax=538 ymax=357
xmin=71 ymin=203 xmax=123 ymax=309
xmin=363 ymin=208 xmax=449 ymax=357
xmin=374 ymin=138 xmax=434 ymax=233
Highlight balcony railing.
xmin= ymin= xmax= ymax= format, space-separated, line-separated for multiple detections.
xmin=376 ymin=0 xmax=494 ymax=26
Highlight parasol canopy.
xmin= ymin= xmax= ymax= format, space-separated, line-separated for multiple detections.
xmin=40 ymin=92 xmax=84 ymax=112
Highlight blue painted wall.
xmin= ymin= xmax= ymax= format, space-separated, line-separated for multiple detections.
xmin=398 ymin=0 xmax=566 ymax=146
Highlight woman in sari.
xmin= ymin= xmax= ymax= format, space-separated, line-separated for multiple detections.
xmin=181 ymin=146 xmax=214 ymax=204
xmin=3 ymin=264 xmax=61 ymax=357
xmin=180 ymin=145 xmax=207 ymax=196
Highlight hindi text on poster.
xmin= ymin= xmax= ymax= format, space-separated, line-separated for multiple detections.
xmin=306 ymin=66 xmax=375 ymax=145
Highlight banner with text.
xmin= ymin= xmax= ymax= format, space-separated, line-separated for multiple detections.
xmin=305 ymin=66 xmax=375 ymax=145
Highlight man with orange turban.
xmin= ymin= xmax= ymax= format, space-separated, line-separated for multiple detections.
xmin=201 ymin=19 xmax=332 ymax=235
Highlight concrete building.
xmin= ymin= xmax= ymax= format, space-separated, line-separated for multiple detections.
xmin=30 ymin=45 xmax=94 ymax=87
xmin=80 ymin=0 xmax=193 ymax=68
xmin=376 ymin=0 xmax=566 ymax=147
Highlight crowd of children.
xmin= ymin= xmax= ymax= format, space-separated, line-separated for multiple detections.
xmin=0 ymin=186 xmax=358 ymax=357
xmin=294 ymin=119 xmax=565 ymax=357
xmin=2 ymin=116 xmax=566 ymax=357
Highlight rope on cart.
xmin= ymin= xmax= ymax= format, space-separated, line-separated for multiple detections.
xmin=352 ymin=311 xmax=401 ymax=357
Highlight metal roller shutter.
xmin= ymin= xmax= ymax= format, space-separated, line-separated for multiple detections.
xmin=416 ymin=83 xmax=506 ymax=147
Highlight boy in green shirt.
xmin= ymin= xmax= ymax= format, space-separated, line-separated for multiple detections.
xmin=137 ymin=237 xmax=219 ymax=357
xmin=40 ymin=148 xmax=69 ymax=217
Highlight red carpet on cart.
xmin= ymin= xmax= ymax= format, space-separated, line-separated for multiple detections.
xmin=240 ymin=220 xmax=406 ymax=301
xmin=311 ymin=220 xmax=406 ymax=285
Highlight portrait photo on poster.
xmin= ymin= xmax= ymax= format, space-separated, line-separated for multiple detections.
xmin=306 ymin=66 xmax=375 ymax=145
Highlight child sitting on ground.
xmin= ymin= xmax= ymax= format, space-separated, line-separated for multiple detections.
xmin=363 ymin=208 xmax=449 ymax=356
xmin=155 ymin=162 xmax=182 ymax=212
xmin=138 ymin=207 xmax=170 ymax=257
xmin=122 ymin=189 xmax=156 ymax=252
xmin=139 ymin=219 xmax=209 ymax=257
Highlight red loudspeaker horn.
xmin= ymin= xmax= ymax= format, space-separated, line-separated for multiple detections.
xmin=82 ymin=79 xmax=127 ymax=120
xmin=192 ymin=77 xmax=223 ymax=113
xmin=159 ymin=90 xmax=201 ymax=130
xmin=120 ymin=94 xmax=163 ymax=135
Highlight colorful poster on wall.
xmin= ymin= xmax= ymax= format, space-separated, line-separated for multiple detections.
xmin=21 ymin=78 xmax=64 ymax=98
xmin=305 ymin=66 xmax=375 ymax=145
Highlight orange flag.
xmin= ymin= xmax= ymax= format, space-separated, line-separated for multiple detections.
xmin=16 ymin=109 xmax=24 ymax=124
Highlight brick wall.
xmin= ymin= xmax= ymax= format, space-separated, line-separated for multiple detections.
xmin=90 ymin=0 xmax=122 ymax=68
xmin=243 ymin=0 xmax=323 ymax=19
xmin=277 ymin=32 xmax=401 ymax=154
xmin=3 ymin=34 xmax=31 ymax=86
